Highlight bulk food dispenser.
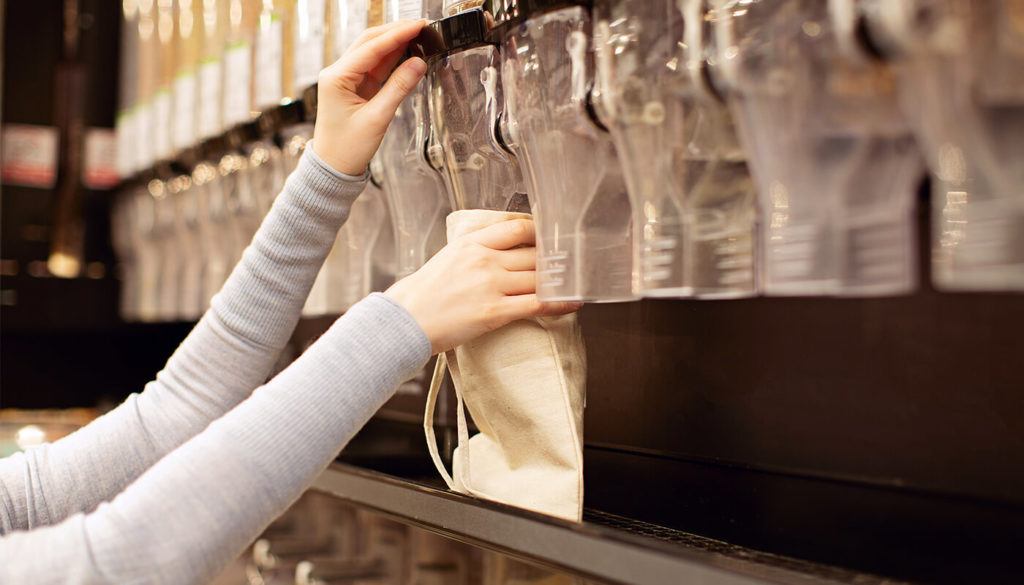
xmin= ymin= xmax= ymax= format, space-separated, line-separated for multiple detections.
xmin=493 ymin=0 xmax=637 ymax=302
xmin=594 ymin=0 xmax=759 ymax=298
xmin=378 ymin=0 xmax=451 ymax=279
xmin=325 ymin=156 xmax=393 ymax=313
xmin=413 ymin=8 xmax=525 ymax=214
xmin=860 ymin=0 xmax=1024 ymax=291
xmin=713 ymin=0 xmax=923 ymax=296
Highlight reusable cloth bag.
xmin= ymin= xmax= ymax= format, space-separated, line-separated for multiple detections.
xmin=424 ymin=210 xmax=587 ymax=522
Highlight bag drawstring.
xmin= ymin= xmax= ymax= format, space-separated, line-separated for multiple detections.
xmin=424 ymin=351 xmax=476 ymax=495
xmin=424 ymin=353 xmax=456 ymax=490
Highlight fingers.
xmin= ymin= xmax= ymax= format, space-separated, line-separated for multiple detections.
xmin=361 ymin=57 xmax=428 ymax=122
xmin=497 ymin=294 xmax=583 ymax=322
xmin=350 ymin=19 xmax=425 ymax=51
xmin=333 ymin=20 xmax=426 ymax=89
xmin=499 ymin=270 xmax=536 ymax=295
xmin=356 ymin=46 xmax=409 ymax=100
xmin=465 ymin=218 xmax=536 ymax=250
xmin=497 ymin=246 xmax=536 ymax=271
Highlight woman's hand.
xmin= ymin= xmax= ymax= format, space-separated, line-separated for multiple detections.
xmin=385 ymin=219 xmax=582 ymax=355
xmin=312 ymin=20 xmax=428 ymax=176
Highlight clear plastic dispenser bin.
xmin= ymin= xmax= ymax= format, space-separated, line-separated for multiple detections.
xmin=379 ymin=1 xmax=450 ymax=279
xmin=862 ymin=0 xmax=1024 ymax=291
xmin=713 ymin=0 xmax=922 ymax=296
xmin=328 ymin=157 xmax=392 ymax=313
xmin=497 ymin=2 xmax=637 ymax=302
xmin=594 ymin=0 xmax=758 ymax=298
xmin=414 ymin=9 xmax=526 ymax=214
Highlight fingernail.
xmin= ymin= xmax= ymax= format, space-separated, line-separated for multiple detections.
xmin=407 ymin=56 xmax=427 ymax=76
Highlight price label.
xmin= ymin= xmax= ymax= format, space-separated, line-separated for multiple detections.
xmin=1 ymin=124 xmax=60 ymax=188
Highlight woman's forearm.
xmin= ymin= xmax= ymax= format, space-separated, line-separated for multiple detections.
xmin=0 ymin=294 xmax=431 ymax=585
xmin=0 ymin=146 xmax=366 ymax=533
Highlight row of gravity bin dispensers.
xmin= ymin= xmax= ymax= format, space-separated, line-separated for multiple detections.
xmin=112 ymin=0 xmax=1024 ymax=323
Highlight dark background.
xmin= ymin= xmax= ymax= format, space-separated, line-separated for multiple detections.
xmin=1 ymin=1 xmax=193 ymax=408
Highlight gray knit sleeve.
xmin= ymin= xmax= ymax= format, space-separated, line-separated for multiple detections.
xmin=0 ymin=145 xmax=366 ymax=534
xmin=0 ymin=293 xmax=432 ymax=584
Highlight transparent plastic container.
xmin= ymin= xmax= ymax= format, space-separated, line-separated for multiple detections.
xmin=219 ymin=151 xmax=258 ymax=269
xmin=713 ymin=0 xmax=921 ymax=296
xmin=145 ymin=180 xmax=178 ymax=321
xmin=327 ymin=160 xmax=391 ymax=312
xmin=428 ymin=44 xmax=524 ymax=212
xmin=193 ymin=160 xmax=234 ymax=312
xmin=594 ymin=0 xmax=758 ymax=299
xmin=280 ymin=123 xmax=313 ymax=174
xmin=379 ymin=81 xmax=450 ymax=278
xmin=134 ymin=185 xmax=164 ymax=322
xmin=174 ymin=175 xmax=206 ymax=321
xmin=331 ymin=0 xmax=370 ymax=61
xmin=501 ymin=6 xmax=637 ymax=302
xmin=243 ymin=138 xmax=287 ymax=219
xmin=862 ymin=0 xmax=1024 ymax=291
xmin=384 ymin=0 xmax=429 ymax=22
xmin=377 ymin=0 xmax=450 ymax=279
xmin=112 ymin=187 xmax=151 ymax=322
xmin=443 ymin=0 xmax=485 ymax=17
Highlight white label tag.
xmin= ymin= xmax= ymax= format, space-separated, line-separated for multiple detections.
xmin=1 ymin=124 xmax=60 ymax=188
xmin=255 ymin=18 xmax=284 ymax=109
xmin=82 ymin=127 xmax=119 ymax=189
xmin=294 ymin=0 xmax=327 ymax=89
xmin=172 ymin=73 xmax=197 ymax=151
xmin=223 ymin=43 xmax=253 ymax=126
xmin=135 ymin=103 xmax=155 ymax=171
xmin=153 ymin=90 xmax=173 ymax=160
xmin=198 ymin=60 xmax=223 ymax=138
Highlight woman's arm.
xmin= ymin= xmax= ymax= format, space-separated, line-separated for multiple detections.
xmin=0 ymin=19 xmax=433 ymax=535
xmin=0 ymin=146 xmax=364 ymax=533
xmin=0 ymin=293 xmax=432 ymax=584
xmin=0 ymin=215 xmax=577 ymax=584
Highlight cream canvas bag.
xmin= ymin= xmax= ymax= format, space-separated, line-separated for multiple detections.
xmin=424 ymin=210 xmax=587 ymax=522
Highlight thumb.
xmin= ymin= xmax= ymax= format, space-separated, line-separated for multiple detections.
xmin=364 ymin=57 xmax=428 ymax=123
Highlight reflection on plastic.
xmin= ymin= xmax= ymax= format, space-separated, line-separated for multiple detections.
xmin=502 ymin=7 xmax=637 ymax=302
xmin=862 ymin=0 xmax=1024 ymax=291
xmin=380 ymin=81 xmax=450 ymax=279
xmin=595 ymin=0 xmax=759 ymax=299
xmin=713 ymin=0 xmax=921 ymax=296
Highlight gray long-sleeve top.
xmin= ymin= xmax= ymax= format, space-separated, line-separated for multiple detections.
xmin=0 ymin=146 xmax=432 ymax=584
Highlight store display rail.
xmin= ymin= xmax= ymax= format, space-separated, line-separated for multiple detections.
xmin=312 ymin=463 xmax=905 ymax=585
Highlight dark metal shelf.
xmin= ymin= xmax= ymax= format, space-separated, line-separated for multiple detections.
xmin=311 ymin=463 xmax=904 ymax=585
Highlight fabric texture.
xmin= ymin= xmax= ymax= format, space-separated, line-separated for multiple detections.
xmin=0 ymin=146 xmax=432 ymax=585
xmin=425 ymin=209 xmax=587 ymax=522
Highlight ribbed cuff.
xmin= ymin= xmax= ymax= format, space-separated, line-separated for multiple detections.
xmin=283 ymin=145 xmax=369 ymax=222
xmin=306 ymin=141 xmax=370 ymax=183
xmin=332 ymin=293 xmax=432 ymax=377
